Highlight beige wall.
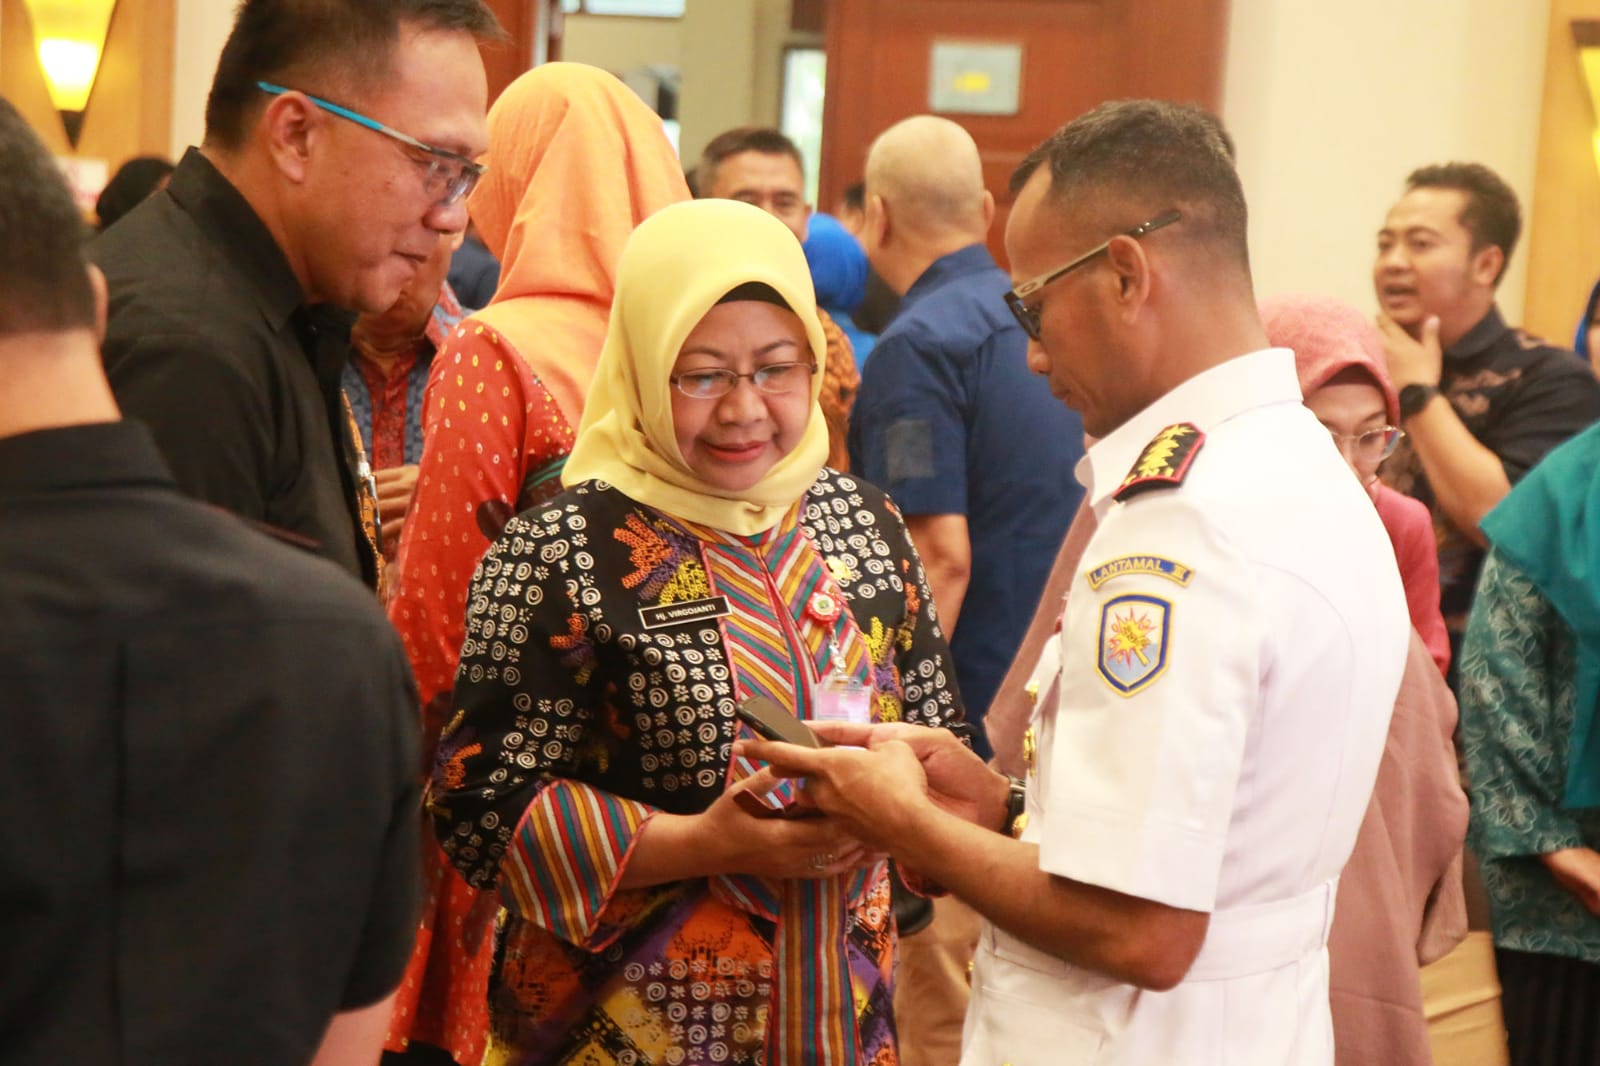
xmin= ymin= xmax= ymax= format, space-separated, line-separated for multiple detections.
xmin=561 ymin=11 xmax=683 ymax=74
xmin=1223 ymin=0 xmax=1549 ymax=328
xmin=677 ymin=0 xmax=757 ymax=161
xmin=561 ymin=0 xmax=791 ymax=163
xmin=157 ymin=1 xmax=1559 ymax=335
xmin=169 ymin=0 xmax=233 ymax=154
xmin=748 ymin=0 xmax=790 ymax=131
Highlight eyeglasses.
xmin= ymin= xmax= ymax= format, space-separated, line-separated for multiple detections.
xmin=1004 ymin=209 xmax=1182 ymax=341
xmin=256 ymin=81 xmax=486 ymax=207
xmin=1329 ymin=425 xmax=1405 ymax=464
xmin=670 ymin=362 xmax=817 ymax=399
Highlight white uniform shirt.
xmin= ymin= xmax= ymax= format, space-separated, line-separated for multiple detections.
xmin=962 ymin=349 xmax=1408 ymax=1066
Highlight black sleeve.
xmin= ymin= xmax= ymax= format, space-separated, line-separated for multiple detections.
xmin=868 ymin=486 xmax=971 ymax=741
xmin=1485 ymin=353 xmax=1600 ymax=483
xmin=429 ymin=518 xmax=602 ymax=889
xmin=340 ymin=631 xmax=424 ymax=1008
xmin=104 ymin=333 xmax=275 ymax=519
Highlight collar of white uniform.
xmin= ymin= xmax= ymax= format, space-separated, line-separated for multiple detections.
xmin=1076 ymin=347 xmax=1300 ymax=507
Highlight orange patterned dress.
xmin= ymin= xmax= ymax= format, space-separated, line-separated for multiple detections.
xmin=384 ymin=320 xmax=577 ymax=1063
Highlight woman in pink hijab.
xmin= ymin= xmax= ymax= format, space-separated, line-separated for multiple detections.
xmin=1263 ymin=294 xmax=1467 ymax=1065
xmin=1262 ymin=294 xmax=1449 ymax=675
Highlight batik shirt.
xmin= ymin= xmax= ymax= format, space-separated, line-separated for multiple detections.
xmin=342 ymin=281 xmax=466 ymax=469
xmin=1380 ymin=307 xmax=1600 ymax=640
xmin=1459 ymin=550 xmax=1600 ymax=964
xmin=430 ymin=471 xmax=963 ymax=1066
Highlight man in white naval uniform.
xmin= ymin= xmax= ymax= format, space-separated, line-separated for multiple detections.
xmin=739 ymin=99 xmax=1409 ymax=1065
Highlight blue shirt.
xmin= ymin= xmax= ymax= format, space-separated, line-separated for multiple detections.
xmin=848 ymin=244 xmax=1085 ymax=756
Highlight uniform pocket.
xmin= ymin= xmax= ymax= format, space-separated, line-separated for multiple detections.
xmin=961 ymin=933 xmax=1112 ymax=1066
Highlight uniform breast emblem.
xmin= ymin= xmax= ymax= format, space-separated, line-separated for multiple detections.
xmin=1096 ymin=593 xmax=1172 ymax=696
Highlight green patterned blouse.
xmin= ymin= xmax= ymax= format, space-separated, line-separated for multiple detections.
xmin=1460 ymin=548 xmax=1600 ymax=962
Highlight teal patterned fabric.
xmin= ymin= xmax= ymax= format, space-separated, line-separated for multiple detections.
xmin=1460 ymin=549 xmax=1600 ymax=962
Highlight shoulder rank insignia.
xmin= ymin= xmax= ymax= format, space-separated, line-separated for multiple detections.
xmin=1114 ymin=422 xmax=1205 ymax=501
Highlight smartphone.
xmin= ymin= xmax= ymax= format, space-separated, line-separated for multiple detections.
xmin=735 ymin=694 xmax=827 ymax=748
xmin=734 ymin=695 xmax=825 ymax=819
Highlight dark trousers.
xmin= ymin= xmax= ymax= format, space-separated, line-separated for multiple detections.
xmin=1496 ymin=947 xmax=1600 ymax=1066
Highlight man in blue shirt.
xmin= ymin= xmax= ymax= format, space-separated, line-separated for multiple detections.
xmin=850 ymin=115 xmax=1085 ymax=755
xmin=846 ymin=113 xmax=1085 ymax=1066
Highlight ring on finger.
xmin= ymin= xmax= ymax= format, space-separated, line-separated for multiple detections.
xmin=809 ymin=852 xmax=835 ymax=871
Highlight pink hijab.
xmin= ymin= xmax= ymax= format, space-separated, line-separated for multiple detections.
xmin=1260 ymin=293 xmax=1450 ymax=674
xmin=1260 ymin=293 xmax=1399 ymax=424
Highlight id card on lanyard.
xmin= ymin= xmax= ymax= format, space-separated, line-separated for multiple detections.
xmin=803 ymin=583 xmax=873 ymax=724
xmin=815 ymin=667 xmax=872 ymax=724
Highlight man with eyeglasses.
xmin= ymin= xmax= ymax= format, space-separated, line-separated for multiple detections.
xmin=91 ymin=0 xmax=501 ymax=591
xmin=843 ymin=113 xmax=1086 ymax=1066
xmin=739 ymin=101 xmax=1409 ymax=1065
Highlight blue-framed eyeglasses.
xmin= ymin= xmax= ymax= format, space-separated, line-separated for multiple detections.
xmin=1004 ymin=209 xmax=1182 ymax=341
xmin=256 ymin=81 xmax=485 ymax=207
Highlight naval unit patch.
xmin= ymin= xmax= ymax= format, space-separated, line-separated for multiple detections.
xmin=1113 ymin=422 xmax=1205 ymax=501
xmin=1097 ymin=593 xmax=1172 ymax=696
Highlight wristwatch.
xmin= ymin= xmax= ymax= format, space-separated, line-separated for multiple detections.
xmin=1002 ymin=777 xmax=1028 ymax=839
xmin=1398 ymin=383 xmax=1439 ymax=420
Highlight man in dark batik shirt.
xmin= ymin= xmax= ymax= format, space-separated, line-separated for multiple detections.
xmin=1374 ymin=162 xmax=1600 ymax=684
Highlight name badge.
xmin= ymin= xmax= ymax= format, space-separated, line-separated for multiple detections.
xmin=638 ymin=595 xmax=732 ymax=630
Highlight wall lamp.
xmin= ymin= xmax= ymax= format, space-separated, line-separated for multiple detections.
xmin=1576 ymin=20 xmax=1600 ymax=181
xmin=21 ymin=0 xmax=119 ymax=148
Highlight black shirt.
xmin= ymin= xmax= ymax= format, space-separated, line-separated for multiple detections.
xmin=91 ymin=148 xmax=376 ymax=586
xmin=1383 ymin=305 xmax=1600 ymax=634
xmin=0 ymin=421 xmax=420 ymax=1065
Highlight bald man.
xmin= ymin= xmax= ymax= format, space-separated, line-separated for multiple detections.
xmin=846 ymin=115 xmax=1085 ymax=1066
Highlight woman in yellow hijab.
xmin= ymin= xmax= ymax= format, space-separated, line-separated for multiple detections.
xmin=430 ymin=199 xmax=968 ymax=1065
xmin=386 ymin=63 xmax=689 ymax=1065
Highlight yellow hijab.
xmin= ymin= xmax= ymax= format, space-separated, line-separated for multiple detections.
xmin=561 ymin=199 xmax=830 ymax=535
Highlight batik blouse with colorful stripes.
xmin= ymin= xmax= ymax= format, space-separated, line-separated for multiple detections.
xmin=430 ymin=469 xmax=964 ymax=1066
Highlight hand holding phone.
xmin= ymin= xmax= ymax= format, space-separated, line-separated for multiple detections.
xmin=735 ymin=695 xmax=828 ymax=748
xmin=733 ymin=696 xmax=826 ymax=818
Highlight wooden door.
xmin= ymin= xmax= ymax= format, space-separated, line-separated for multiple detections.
xmin=820 ymin=0 xmax=1230 ymax=267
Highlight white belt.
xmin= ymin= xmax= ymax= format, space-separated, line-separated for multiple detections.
xmin=1183 ymin=876 xmax=1339 ymax=982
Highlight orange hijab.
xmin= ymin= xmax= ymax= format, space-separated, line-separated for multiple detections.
xmin=467 ymin=63 xmax=690 ymax=429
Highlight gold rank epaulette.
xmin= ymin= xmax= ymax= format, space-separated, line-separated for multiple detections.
xmin=1113 ymin=422 xmax=1205 ymax=501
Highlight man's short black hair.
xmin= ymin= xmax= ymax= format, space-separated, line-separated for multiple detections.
xmin=842 ymin=181 xmax=865 ymax=213
xmin=204 ymin=0 xmax=504 ymax=151
xmin=696 ymin=127 xmax=804 ymax=198
xmin=1012 ymin=99 xmax=1250 ymax=275
xmin=1405 ymin=162 xmax=1521 ymax=284
xmin=0 ymin=99 xmax=96 ymax=336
